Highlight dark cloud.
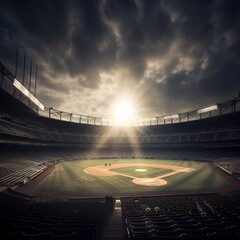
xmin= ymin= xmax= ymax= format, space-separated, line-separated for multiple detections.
xmin=65 ymin=1 xmax=118 ymax=78
xmin=102 ymin=0 xmax=174 ymax=80
xmin=0 ymin=0 xmax=240 ymax=117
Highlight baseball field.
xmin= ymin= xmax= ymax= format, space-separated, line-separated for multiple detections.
xmin=28 ymin=158 xmax=235 ymax=198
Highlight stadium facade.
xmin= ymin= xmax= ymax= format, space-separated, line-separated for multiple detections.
xmin=1 ymin=61 xmax=240 ymax=239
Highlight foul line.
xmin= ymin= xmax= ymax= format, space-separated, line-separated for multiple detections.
xmin=86 ymin=166 xmax=194 ymax=180
xmin=108 ymin=170 xmax=136 ymax=179
xmin=109 ymin=167 xmax=193 ymax=180
xmin=155 ymin=168 xmax=192 ymax=179
xmin=88 ymin=166 xmax=136 ymax=179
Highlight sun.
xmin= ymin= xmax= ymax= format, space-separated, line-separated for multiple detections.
xmin=114 ymin=100 xmax=135 ymax=125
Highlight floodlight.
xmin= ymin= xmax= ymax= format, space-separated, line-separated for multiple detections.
xmin=163 ymin=114 xmax=179 ymax=120
xmin=13 ymin=79 xmax=44 ymax=110
xmin=197 ymin=105 xmax=218 ymax=114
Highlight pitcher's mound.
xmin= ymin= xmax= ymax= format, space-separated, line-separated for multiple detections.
xmin=132 ymin=178 xmax=167 ymax=186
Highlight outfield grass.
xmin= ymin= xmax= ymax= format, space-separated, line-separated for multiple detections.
xmin=36 ymin=159 xmax=232 ymax=197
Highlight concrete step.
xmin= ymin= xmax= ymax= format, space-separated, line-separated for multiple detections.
xmin=102 ymin=200 xmax=128 ymax=240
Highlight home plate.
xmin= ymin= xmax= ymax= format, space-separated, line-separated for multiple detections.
xmin=135 ymin=169 xmax=147 ymax=172
xmin=132 ymin=178 xmax=167 ymax=186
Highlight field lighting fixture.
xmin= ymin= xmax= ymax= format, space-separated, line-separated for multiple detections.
xmin=163 ymin=114 xmax=179 ymax=120
xmin=197 ymin=105 xmax=218 ymax=114
xmin=13 ymin=79 xmax=44 ymax=110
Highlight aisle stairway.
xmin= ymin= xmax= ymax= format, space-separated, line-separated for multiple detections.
xmin=102 ymin=200 xmax=128 ymax=240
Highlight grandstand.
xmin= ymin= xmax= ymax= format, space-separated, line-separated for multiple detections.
xmin=1 ymin=61 xmax=240 ymax=239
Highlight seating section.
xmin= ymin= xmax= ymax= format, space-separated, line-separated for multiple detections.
xmin=0 ymin=152 xmax=48 ymax=187
xmin=217 ymin=158 xmax=240 ymax=180
xmin=0 ymin=193 xmax=112 ymax=240
xmin=121 ymin=193 xmax=240 ymax=239
xmin=0 ymin=163 xmax=47 ymax=187
xmin=2 ymin=190 xmax=240 ymax=240
xmin=1 ymin=86 xmax=240 ymax=147
xmin=1 ymin=112 xmax=240 ymax=145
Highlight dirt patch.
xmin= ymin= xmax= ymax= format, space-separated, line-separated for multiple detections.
xmin=84 ymin=163 xmax=195 ymax=176
xmin=133 ymin=178 xmax=167 ymax=186
xmin=84 ymin=166 xmax=118 ymax=176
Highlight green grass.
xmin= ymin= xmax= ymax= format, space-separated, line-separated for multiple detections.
xmin=36 ymin=159 xmax=233 ymax=197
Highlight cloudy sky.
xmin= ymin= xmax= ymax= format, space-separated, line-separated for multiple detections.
xmin=0 ymin=0 xmax=240 ymax=119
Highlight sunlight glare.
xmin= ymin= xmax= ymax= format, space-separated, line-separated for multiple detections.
xmin=114 ymin=101 xmax=135 ymax=125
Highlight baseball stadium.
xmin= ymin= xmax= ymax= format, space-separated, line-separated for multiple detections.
xmin=0 ymin=60 xmax=240 ymax=240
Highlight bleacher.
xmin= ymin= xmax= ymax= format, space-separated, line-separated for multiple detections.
xmin=0 ymin=163 xmax=47 ymax=187
xmin=121 ymin=193 xmax=240 ymax=239
xmin=1 ymin=184 xmax=240 ymax=240
xmin=0 ymin=193 xmax=113 ymax=240
xmin=216 ymin=158 xmax=240 ymax=180
xmin=0 ymin=149 xmax=52 ymax=184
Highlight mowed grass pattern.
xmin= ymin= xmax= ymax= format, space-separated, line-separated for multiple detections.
xmin=37 ymin=159 xmax=232 ymax=197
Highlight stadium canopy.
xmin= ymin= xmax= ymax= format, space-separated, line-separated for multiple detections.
xmin=13 ymin=79 xmax=44 ymax=111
